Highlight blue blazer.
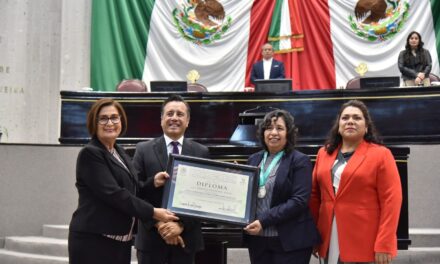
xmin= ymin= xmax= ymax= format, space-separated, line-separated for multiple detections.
xmin=246 ymin=150 xmax=320 ymax=251
xmin=250 ymin=59 xmax=286 ymax=84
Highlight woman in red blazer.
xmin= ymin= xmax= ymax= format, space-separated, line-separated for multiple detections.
xmin=310 ymin=100 xmax=402 ymax=264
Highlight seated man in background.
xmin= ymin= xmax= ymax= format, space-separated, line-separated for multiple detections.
xmin=251 ymin=43 xmax=285 ymax=84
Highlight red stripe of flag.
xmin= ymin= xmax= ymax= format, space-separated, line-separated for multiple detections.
xmin=246 ymin=0 xmax=335 ymax=90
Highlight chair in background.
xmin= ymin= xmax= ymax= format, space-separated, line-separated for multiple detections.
xmin=187 ymin=83 xmax=208 ymax=92
xmin=429 ymin=73 xmax=440 ymax=83
xmin=116 ymin=79 xmax=147 ymax=92
xmin=345 ymin=76 xmax=361 ymax=89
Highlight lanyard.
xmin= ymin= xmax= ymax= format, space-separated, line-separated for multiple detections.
xmin=259 ymin=151 xmax=284 ymax=187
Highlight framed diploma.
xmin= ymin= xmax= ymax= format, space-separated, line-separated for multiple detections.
xmin=162 ymin=154 xmax=259 ymax=226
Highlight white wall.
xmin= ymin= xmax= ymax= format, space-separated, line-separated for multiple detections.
xmin=0 ymin=144 xmax=80 ymax=238
xmin=407 ymin=145 xmax=440 ymax=228
xmin=59 ymin=0 xmax=91 ymax=92
xmin=0 ymin=0 xmax=90 ymax=144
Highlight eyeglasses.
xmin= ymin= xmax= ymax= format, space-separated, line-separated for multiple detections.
xmin=98 ymin=115 xmax=121 ymax=125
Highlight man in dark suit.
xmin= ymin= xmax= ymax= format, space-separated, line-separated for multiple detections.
xmin=133 ymin=94 xmax=209 ymax=264
xmin=250 ymin=43 xmax=286 ymax=84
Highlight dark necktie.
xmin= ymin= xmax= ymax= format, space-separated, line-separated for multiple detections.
xmin=171 ymin=141 xmax=179 ymax=154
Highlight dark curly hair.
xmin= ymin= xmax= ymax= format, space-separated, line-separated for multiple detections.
xmin=257 ymin=109 xmax=297 ymax=154
xmin=324 ymin=100 xmax=382 ymax=154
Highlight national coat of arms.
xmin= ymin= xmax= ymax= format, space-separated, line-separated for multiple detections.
xmin=348 ymin=0 xmax=410 ymax=42
xmin=173 ymin=0 xmax=232 ymax=45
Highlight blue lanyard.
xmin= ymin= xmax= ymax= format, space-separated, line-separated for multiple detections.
xmin=259 ymin=151 xmax=284 ymax=187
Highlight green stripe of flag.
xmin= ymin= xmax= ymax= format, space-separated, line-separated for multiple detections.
xmin=431 ymin=0 xmax=440 ymax=65
xmin=91 ymin=0 xmax=154 ymax=91
xmin=268 ymin=0 xmax=284 ymax=51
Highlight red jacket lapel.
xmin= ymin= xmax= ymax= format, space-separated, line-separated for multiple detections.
xmin=336 ymin=140 xmax=368 ymax=197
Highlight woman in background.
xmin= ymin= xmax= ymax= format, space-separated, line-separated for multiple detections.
xmin=310 ymin=100 xmax=402 ymax=264
xmin=398 ymin=31 xmax=432 ymax=86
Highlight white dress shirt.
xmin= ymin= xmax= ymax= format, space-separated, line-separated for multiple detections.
xmin=164 ymin=134 xmax=184 ymax=155
xmin=263 ymin=58 xmax=273 ymax=80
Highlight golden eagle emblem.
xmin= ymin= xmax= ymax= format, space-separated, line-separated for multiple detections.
xmin=173 ymin=0 xmax=232 ymax=45
xmin=348 ymin=0 xmax=410 ymax=42
xmin=194 ymin=0 xmax=225 ymax=27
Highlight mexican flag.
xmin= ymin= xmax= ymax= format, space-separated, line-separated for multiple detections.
xmin=294 ymin=0 xmax=440 ymax=89
xmin=327 ymin=0 xmax=440 ymax=88
xmin=91 ymin=0 xmax=304 ymax=91
xmin=142 ymin=0 xmax=253 ymax=92
xmin=91 ymin=0 xmax=440 ymax=91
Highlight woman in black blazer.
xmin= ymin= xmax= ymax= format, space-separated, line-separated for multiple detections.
xmin=398 ymin=31 xmax=432 ymax=86
xmin=243 ymin=110 xmax=320 ymax=264
xmin=68 ymin=98 xmax=178 ymax=264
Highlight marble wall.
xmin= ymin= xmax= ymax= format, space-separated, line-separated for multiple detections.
xmin=0 ymin=144 xmax=80 ymax=238
xmin=0 ymin=0 xmax=90 ymax=144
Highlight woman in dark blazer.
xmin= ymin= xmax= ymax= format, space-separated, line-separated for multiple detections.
xmin=243 ymin=109 xmax=320 ymax=264
xmin=68 ymin=98 xmax=178 ymax=264
xmin=398 ymin=31 xmax=432 ymax=86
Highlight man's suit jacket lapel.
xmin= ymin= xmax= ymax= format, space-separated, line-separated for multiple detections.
xmin=336 ymin=141 xmax=368 ymax=197
xmin=152 ymin=137 xmax=195 ymax=172
xmin=270 ymin=60 xmax=280 ymax=79
xmin=269 ymin=61 xmax=275 ymax=79
xmin=257 ymin=61 xmax=264 ymax=79
xmin=181 ymin=138 xmax=194 ymax=156
xmin=153 ymin=136 xmax=168 ymax=171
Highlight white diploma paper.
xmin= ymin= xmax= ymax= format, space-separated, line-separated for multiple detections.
xmin=172 ymin=164 xmax=249 ymax=218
